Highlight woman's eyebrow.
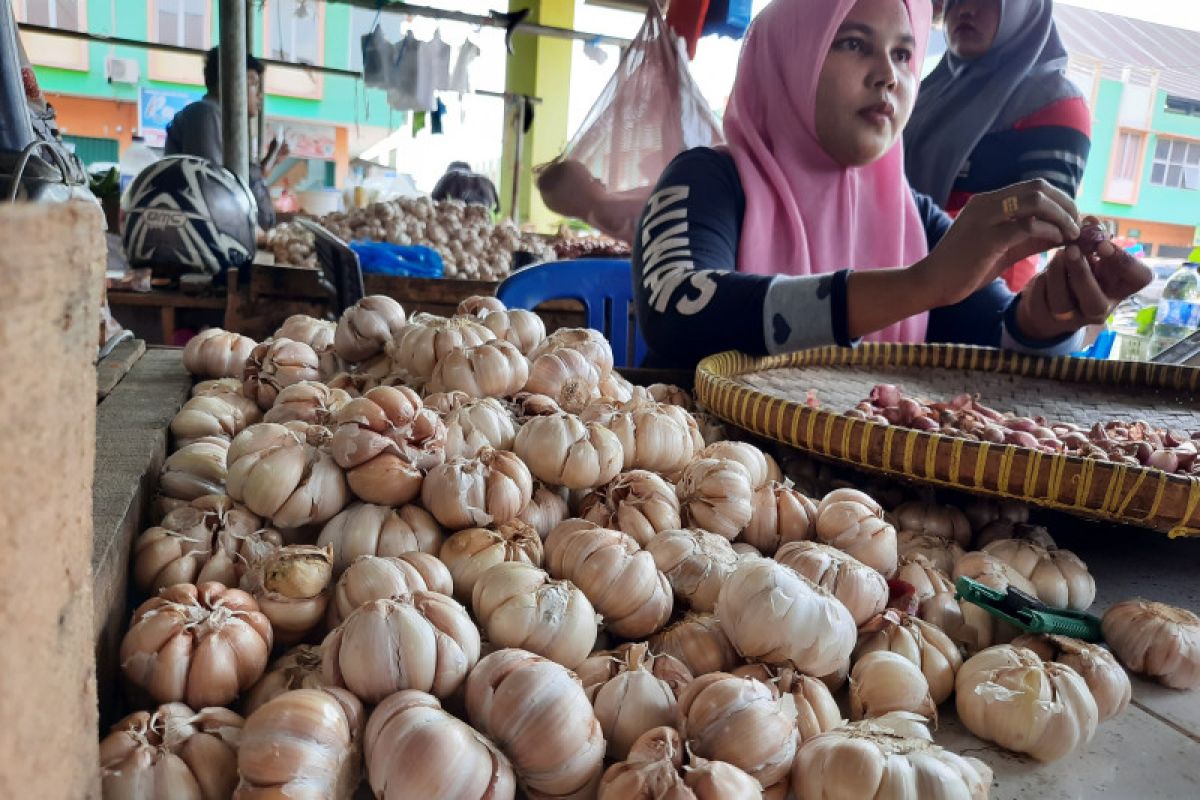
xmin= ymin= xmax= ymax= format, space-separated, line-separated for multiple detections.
xmin=836 ymin=22 xmax=876 ymax=36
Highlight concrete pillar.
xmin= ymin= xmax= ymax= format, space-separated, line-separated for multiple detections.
xmin=0 ymin=202 xmax=104 ymax=800
xmin=501 ymin=0 xmax=575 ymax=229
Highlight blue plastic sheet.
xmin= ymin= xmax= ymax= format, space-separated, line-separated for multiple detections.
xmin=703 ymin=0 xmax=753 ymax=39
xmin=349 ymin=240 xmax=444 ymax=278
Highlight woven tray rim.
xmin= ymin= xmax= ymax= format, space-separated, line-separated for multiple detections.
xmin=694 ymin=344 xmax=1200 ymax=537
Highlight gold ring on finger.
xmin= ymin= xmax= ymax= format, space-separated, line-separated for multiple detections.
xmin=1052 ymin=310 xmax=1073 ymax=321
xmin=1002 ymin=196 xmax=1020 ymax=221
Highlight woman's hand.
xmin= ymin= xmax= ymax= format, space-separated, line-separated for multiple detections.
xmin=912 ymin=179 xmax=1082 ymax=308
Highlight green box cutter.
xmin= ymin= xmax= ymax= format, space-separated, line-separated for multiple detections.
xmin=954 ymin=576 xmax=1104 ymax=642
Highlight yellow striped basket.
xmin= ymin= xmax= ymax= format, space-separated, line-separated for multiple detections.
xmin=695 ymin=344 xmax=1200 ymax=537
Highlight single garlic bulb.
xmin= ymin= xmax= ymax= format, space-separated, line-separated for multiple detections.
xmin=950 ymin=551 xmax=1038 ymax=653
xmin=717 ymin=557 xmax=855 ymax=678
xmin=322 ymin=592 xmax=481 ymax=703
xmin=974 ymin=518 xmax=1056 ymax=550
xmin=854 ymin=610 xmax=962 ymax=705
xmin=481 ymin=307 xmax=547 ymax=355
xmin=599 ymin=371 xmax=636 ymax=403
xmin=530 ymin=327 xmax=614 ymax=377
xmin=262 ymin=381 xmax=351 ymax=426
xmin=732 ymin=663 xmax=843 ymax=741
xmin=440 ymin=520 xmax=544 ymax=601
xmin=387 ymin=313 xmax=495 ymax=384
xmin=891 ymin=500 xmax=972 ymax=547
xmin=456 ymin=294 xmax=507 ymax=318
xmin=546 ymin=521 xmax=674 ymax=638
xmin=587 ymin=399 xmax=704 ymax=474
xmin=329 ymin=553 xmax=453 ymax=628
xmin=183 ymin=328 xmax=257 ymax=379
xmin=699 ymin=440 xmax=779 ymax=489
xmin=121 ymin=582 xmax=272 ymax=708
xmin=100 ymin=703 xmax=243 ymax=800
xmin=956 ymin=644 xmax=1098 ymax=761
xmin=364 ymin=690 xmax=517 ymax=800
xmin=580 ymin=470 xmax=682 ymax=546
xmin=226 ymin=422 xmax=349 ymax=528
xmin=423 ymin=389 xmax=472 ymax=416
xmin=443 ymin=397 xmax=518 ymax=459
xmin=679 ymin=672 xmax=798 ymax=793
xmin=466 ymin=649 xmax=606 ymax=799
xmin=817 ymin=487 xmax=883 ymax=516
xmin=157 ymin=440 xmax=228 ymax=512
xmin=896 ymin=530 xmax=965 ymax=574
xmin=331 ymin=386 xmax=446 ymax=506
xmin=244 ymin=644 xmax=327 ymax=715
xmin=982 ymin=538 xmax=1096 ymax=611
xmin=421 ymin=448 xmax=533 ymax=530
xmin=241 ymin=544 xmax=334 ymax=645
xmin=640 ymin=383 xmax=694 ymax=410
xmin=192 ymin=376 xmax=244 ymax=397
xmin=514 ymin=413 xmax=624 ymax=489
xmin=964 ymin=497 xmax=1030 ymax=534
xmin=236 ymin=687 xmax=363 ymax=799
xmin=597 ymin=725 xmax=689 ymax=800
xmin=1013 ymin=634 xmax=1131 ymax=721
xmin=677 ymin=458 xmax=755 ymax=540
xmin=775 ymin=541 xmax=888 ymax=626
xmin=472 ymin=561 xmax=598 ymax=668
xmin=792 ymin=722 xmax=993 ymax=800
xmin=524 ymin=347 xmax=603 ymax=413
xmin=1102 ymin=599 xmax=1200 ymax=689
xmin=649 ymin=613 xmax=741 ymax=677
xmin=334 ymin=295 xmax=407 ymax=362
xmin=850 ymin=651 xmax=937 ymax=721
xmin=274 ymin=314 xmax=337 ymax=361
xmin=815 ymin=494 xmax=898 ymax=577
xmin=170 ymin=394 xmax=258 ymax=448
xmin=241 ymin=338 xmax=321 ymax=410
xmin=740 ymin=481 xmax=817 ymax=555
xmin=319 ymin=502 xmax=444 ymax=574
xmin=895 ymin=555 xmax=961 ymax=629
xmin=427 ymin=339 xmax=530 ymax=398
xmin=577 ymin=642 xmax=693 ymax=759
xmin=645 ymin=528 xmax=740 ymax=613
xmin=518 ymin=480 xmax=571 ymax=540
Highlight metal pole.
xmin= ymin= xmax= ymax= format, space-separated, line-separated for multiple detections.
xmin=0 ymin=0 xmax=35 ymax=152
xmin=509 ymin=95 xmax=525 ymax=226
xmin=246 ymin=2 xmax=265 ymax=167
xmin=219 ymin=0 xmax=249 ymax=182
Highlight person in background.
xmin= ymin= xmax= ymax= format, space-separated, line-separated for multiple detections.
xmin=164 ymin=46 xmax=288 ymax=230
xmin=631 ymin=0 xmax=1148 ymax=369
xmin=904 ymin=0 xmax=1090 ymax=291
xmin=431 ymin=161 xmax=500 ymax=211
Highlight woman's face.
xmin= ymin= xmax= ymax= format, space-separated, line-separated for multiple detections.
xmin=815 ymin=0 xmax=919 ymax=168
xmin=945 ymin=0 xmax=1001 ymax=60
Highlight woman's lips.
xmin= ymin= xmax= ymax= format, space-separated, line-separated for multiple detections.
xmin=858 ymin=103 xmax=895 ymax=127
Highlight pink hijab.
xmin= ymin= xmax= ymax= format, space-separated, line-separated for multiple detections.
xmin=724 ymin=0 xmax=933 ymax=343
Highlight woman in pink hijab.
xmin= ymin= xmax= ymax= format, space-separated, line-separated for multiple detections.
xmin=632 ymin=0 xmax=1149 ymax=367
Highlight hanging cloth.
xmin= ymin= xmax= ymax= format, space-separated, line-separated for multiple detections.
xmin=429 ymin=31 xmax=453 ymax=92
xmin=387 ymin=32 xmax=436 ymax=112
xmin=449 ymin=39 xmax=480 ymax=94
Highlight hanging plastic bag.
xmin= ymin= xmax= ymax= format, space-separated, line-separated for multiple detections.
xmin=349 ymin=241 xmax=444 ymax=278
xmin=361 ymin=25 xmax=394 ymax=88
xmin=536 ymin=2 xmax=723 ymax=244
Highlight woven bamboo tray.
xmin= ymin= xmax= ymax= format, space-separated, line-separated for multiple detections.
xmin=695 ymin=344 xmax=1200 ymax=537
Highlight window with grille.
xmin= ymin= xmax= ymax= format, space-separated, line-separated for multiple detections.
xmin=19 ymin=0 xmax=82 ymax=30
xmin=1150 ymin=138 xmax=1200 ymax=191
xmin=1103 ymin=129 xmax=1146 ymax=204
xmin=154 ymin=0 xmax=208 ymax=49
xmin=269 ymin=0 xmax=322 ymax=65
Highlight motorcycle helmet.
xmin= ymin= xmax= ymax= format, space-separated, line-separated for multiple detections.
xmin=122 ymin=155 xmax=257 ymax=276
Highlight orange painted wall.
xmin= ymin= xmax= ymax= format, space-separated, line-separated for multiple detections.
xmin=1108 ymin=218 xmax=1195 ymax=255
xmin=47 ymin=93 xmax=138 ymax=152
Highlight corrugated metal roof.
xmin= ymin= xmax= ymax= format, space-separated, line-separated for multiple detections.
xmin=1054 ymin=5 xmax=1200 ymax=101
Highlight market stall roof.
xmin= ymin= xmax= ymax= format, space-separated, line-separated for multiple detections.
xmin=1055 ymin=5 xmax=1200 ymax=102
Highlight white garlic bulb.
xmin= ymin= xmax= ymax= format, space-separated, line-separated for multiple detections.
xmin=427 ymin=339 xmax=530 ymax=399
xmin=677 ymin=458 xmax=755 ymax=540
xmin=328 ymin=552 xmax=452 ymax=628
xmin=775 ymin=541 xmax=888 ymax=626
xmin=240 ymin=543 xmax=334 ymax=646
xmin=514 ymin=412 xmax=623 ymax=489
xmin=579 ymin=470 xmax=682 ymax=547
xmin=849 ymin=651 xmax=937 ymax=722
xmin=741 ymin=481 xmax=817 ymax=555
xmin=183 ymin=328 xmax=257 ymax=379
xmin=439 ymin=520 xmax=544 ymax=601
xmin=732 ymin=663 xmax=843 ymax=741
xmin=318 ymin=502 xmax=444 ymax=575
xmin=854 ymin=610 xmax=963 ymax=705
xmin=648 ymin=613 xmax=741 ymax=677
xmin=421 ymin=448 xmax=533 ymax=531
xmin=982 ymin=538 xmax=1096 ymax=611
xmin=443 ymin=397 xmax=518 ymax=459
xmin=334 ymin=294 xmax=407 ymax=363
xmin=698 ymin=440 xmax=778 ymax=489
xmin=891 ymin=500 xmax=972 ymax=547
xmin=243 ymin=644 xmax=327 ymax=715
xmin=896 ymin=530 xmax=965 ymax=574
xmin=1102 ymin=599 xmax=1200 ymax=689
xmin=226 ymin=422 xmax=349 ymax=528
xmin=645 ymin=527 xmax=740 ymax=613
xmin=171 ymin=394 xmax=259 ymax=448
xmin=1013 ymin=634 xmax=1132 ymax=721
xmin=241 ymin=338 xmax=322 ymax=410
xmin=586 ymin=398 xmax=705 ymax=474
xmin=814 ymin=493 xmax=897 ymax=577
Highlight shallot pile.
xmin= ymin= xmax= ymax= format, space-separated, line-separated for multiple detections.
xmin=849 ymin=383 xmax=1200 ymax=474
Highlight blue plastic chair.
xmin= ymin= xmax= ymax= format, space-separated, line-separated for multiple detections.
xmin=497 ymin=258 xmax=648 ymax=367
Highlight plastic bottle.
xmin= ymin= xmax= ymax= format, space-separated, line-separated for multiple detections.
xmin=119 ymin=136 xmax=159 ymax=191
xmin=1151 ymin=262 xmax=1200 ymax=354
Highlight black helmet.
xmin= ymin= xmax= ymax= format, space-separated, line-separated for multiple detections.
xmin=122 ymin=155 xmax=257 ymax=276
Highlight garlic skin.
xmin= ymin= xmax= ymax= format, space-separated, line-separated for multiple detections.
xmin=241 ymin=544 xmax=334 ymax=645
xmin=1013 ymin=634 xmax=1132 ymax=721
xmin=331 ymin=386 xmax=446 ymax=506
xmin=524 ymin=347 xmax=603 ymax=413
xmin=226 ymin=422 xmax=350 ymax=528
xmin=685 ymin=755 xmax=764 ymax=800
xmin=335 ymin=295 xmax=407 ymax=363
xmin=423 ymin=389 xmax=473 ymax=416
xmin=792 ymin=722 xmax=993 ymax=800
xmin=814 ymin=495 xmax=898 ymax=577
xmin=895 ymin=530 xmax=965 ymax=575
xmin=457 ymin=294 xmax=507 ymax=318
xmin=578 ymin=642 xmax=693 ymax=760
xmin=597 ymin=726 xmax=691 ymax=800
xmin=183 ymin=328 xmax=257 ymax=379
xmin=514 ymin=413 xmax=624 ymax=489
xmin=519 ymin=481 xmax=571 ymax=539
xmin=242 ymin=338 xmax=322 ymax=410
xmin=440 ymin=520 xmax=544 ymax=601
xmin=891 ymin=501 xmax=972 ymax=547
xmin=698 ymin=441 xmax=777 ymax=489
xmin=472 ymin=562 xmax=598 ymax=668
xmin=171 ymin=394 xmax=258 ymax=448
xmin=466 ymin=649 xmax=606 ymax=799
xmin=586 ymin=399 xmax=705 ymax=474
xmin=428 ymin=339 xmax=530 ymax=398
xmin=1102 ymin=599 xmax=1200 ymax=689
xmin=322 ymin=592 xmax=481 ymax=703
xmin=546 ymin=521 xmax=674 ymax=638
xmin=949 ymin=551 xmax=1037 ymax=653
xmin=598 ymin=371 xmax=635 ymax=404
xmin=895 ymin=555 xmax=961 ymax=630
xmin=983 ymin=538 xmax=1096 ymax=611
xmin=244 ymin=645 xmax=327 ymax=715
xmin=388 ymin=313 xmax=495 ymax=385
xmin=849 ymin=650 xmax=937 ymax=721
xmin=318 ymin=502 xmax=444 ymax=574
xmin=775 ymin=541 xmax=888 ymax=626
xmin=679 ymin=672 xmax=798 ymax=792
xmin=974 ymin=519 xmax=1056 ymax=550
xmin=816 ymin=487 xmax=883 ymax=517
xmin=956 ymin=644 xmax=1098 ymax=761
xmin=263 ymin=381 xmax=351 ymax=426
xmin=717 ymin=557 xmax=855 ymax=678
xmin=329 ymin=553 xmax=453 ymax=628
xmin=580 ymin=470 xmax=682 ymax=547
xmin=443 ymin=397 xmax=518 ymax=459
xmin=530 ymin=327 xmax=614 ymax=378
xmin=854 ymin=609 xmax=962 ymax=705
xmin=677 ymin=458 xmax=755 ymax=540
xmin=645 ymin=528 xmax=740 ymax=613
xmin=731 ymin=664 xmax=843 ymax=741
xmin=422 ymin=448 xmax=534 ymax=530
xmin=365 ymin=690 xmax=517 ymax=800
xmin=642 ymin=383 xmax=694 ymax=410
xmin=121 ymin=582 xmax=273 ymax=708
xmin=100 ymin=703 xmax=243 ymax=800
xmin=158 ymin=440 xmax=228 ymax=510
xmin=481 ymin=307 xmax=547 ymax=355
xmin=236 ymin=687 xmax=363 ymax=800
xmin=740 ymin=481 xmax=817 ymax=555
xmin=649 ymin=613 xmax=742 ymax=677
xmin=192 ymin=377 xmax=245 ymax=397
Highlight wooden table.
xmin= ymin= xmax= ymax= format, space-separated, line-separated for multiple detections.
xmin=107 ymin=289 xmax=226 ymax=344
